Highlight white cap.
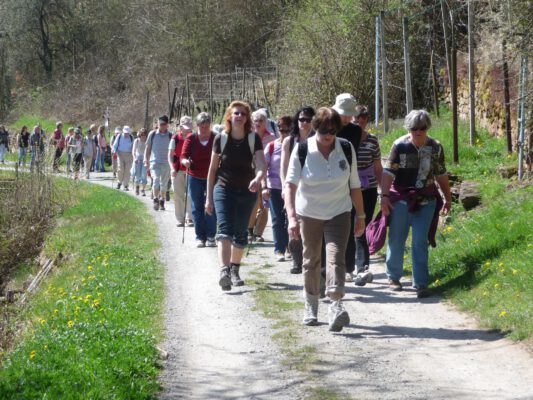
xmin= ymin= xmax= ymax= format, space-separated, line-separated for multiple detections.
xmin=332 ymin=93 xmax=357 ymax=117
xmin=122 ymin=125 xmax=132 ymax=134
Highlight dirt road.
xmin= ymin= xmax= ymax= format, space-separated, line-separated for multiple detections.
xmin=90 ymin=172 xmax=533 ymax=399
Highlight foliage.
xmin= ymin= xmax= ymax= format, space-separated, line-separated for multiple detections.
xmin=0 ymin=182 xmax=165 ymax=399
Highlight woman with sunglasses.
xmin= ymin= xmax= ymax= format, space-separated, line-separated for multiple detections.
xmin=263 ymin=115 xmax=293 ymax=262
xmin=381 ymin=110 xmax=452 ymax=298
xmin=206 ymin=101 xmax=267 ymax=291
xmin=280 ymin=106 xmax=316 ymax=274
xmin=285 ymin=107 xmax=365 ymax=332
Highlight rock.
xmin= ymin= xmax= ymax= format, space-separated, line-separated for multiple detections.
xmin=459 ymin=181 xmax=481 ymax=210
xmin=497 ymin=165 xmax=518 ymax=178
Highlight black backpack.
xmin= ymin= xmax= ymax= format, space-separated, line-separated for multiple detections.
xmin=297 ymin=138 xmax=353 ymax=170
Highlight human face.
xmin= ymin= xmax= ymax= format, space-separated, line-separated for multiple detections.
xmin=140 ymin=132 xmax=148 ymax=142
xmin=298 ymin=112 xmax=312 ymax=132
xmin=198 ymin=122 xmax=211 ymax=136
xmin=159 ymin=121 xmax=168 ymax=132
xmin=409 ymin=126 xmax=428 ymax=146
xmin=231 ymin=107 xmax=248 ymax=128
xmin=353 ymin=115 xmax=368 ymax=130
xmin=339 ymin=115 xmax=352 ymax=127
xmin=253 ymin=117 xmax=267 ymax=134
xmin=315 ymin=125 xmax=337 ymax=147
xmin=277 ymin=122 xmax=291 ymax=139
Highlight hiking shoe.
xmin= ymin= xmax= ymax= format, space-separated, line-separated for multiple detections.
xmin=124 ymin=186 xmax=129 ymax=191
xmin=153 ymin=198 xmax=160 ymax=211
xmin=354 ymin=271 xmax=373 ymax=287
xmin=219 ymin=266 xmax=232 ymax=291
xmin=275 ymin=251 xmax=285 ymax=262
xmin=185 ymin=219 xmax=194 ymax=227
xmin=254 ymin=235 xmax=264 ymax=242
xmin=159 ymin=199 xmax=165 ymax=211
xmin=416 ymin=286 xmax=432 ymax=298
xmin=141 ymin=190 xmax=146 ymax=196
xmin=303 ymin=294 xmax=319 ymax=326
xmin=345 ymin=272 xmax=354 ymax=283
xmin=285 ymin=251 xmax=292 ymax=260
xmin=165 ymin=191 xmax=170 ymax=202
xmin=290 ymin=265 xmax=302 ymax=274
xmin=388 ymin=279 xmax=403 ymax=291
xmin=230 ymin=265 xmax=244 ymax=286
xmin=328 ymin=300 xmax=350 ymax=332
xmin=116 ymin=183 xmax=121 ymax=190
xmin=176 ymin=221 xmax=185 ymax=227
xmin=196 ymin=239 xmax=206 ymax=248
xmin=135 ymin=186 xmax=140 ymax=195
xmin=206 ymin=238 xmax=217 ymax=247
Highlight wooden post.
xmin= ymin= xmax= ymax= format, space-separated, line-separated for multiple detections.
xmin=144 ymin=91 xmax=150 ymax=131
xmin=402 ymin=16 xmax=413 ymax=113
xmin=467 ymin=0 xmax=476 ymax=145
xmin=430 ymin=49 xmax=440 ymax=117
xmin=230 ymin=72 xmax=234 ymax=101
xmin=169 ymin=87 xmax=178 ymax=123
xmin=451 ymin=12 xmax=459 ymax=164
xmin=167 ymin=81 xmax=171 ymax=114
xmin=275 ymin=66 xmax=280 ymax=103
xmin=441 ymin=0 xmax=452 ymax=87
xmin=177 ymin=85 xmax=185 ymax=121
xmin=517 ymin=55 xmax=528 ymax=181
xmin=186 ymin=74 xmax=191 ymax=116
xmin=502 ymin=40 xmax=513 ymax=153
xmin=260 ymin=76 xmax=272 ymax=113
xmin=252 ymin=76 xmax=258 ymax=107
xmin=380 ymin=11 xmax=389 ymax=133
xmin=375 ymin=15 xmax=381 ymax=127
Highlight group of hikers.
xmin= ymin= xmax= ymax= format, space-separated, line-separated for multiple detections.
xmin=1 ymin=93 xmax=452 ymax=333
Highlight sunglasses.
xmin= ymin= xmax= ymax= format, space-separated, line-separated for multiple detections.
xmin=409 ymin=127 xmax=427 ymax=132
xmin=233 ymin=111 xmax=247 ymax=117
xmin=298 ymin=117 xmax=312 ymax=123
xmin=317 ymin=127 xmax=337 ymax=136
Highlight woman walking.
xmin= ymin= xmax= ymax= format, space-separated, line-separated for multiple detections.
xmin=132 ymin=128 xmax=148 ymax=196
xmin=181 ymin=112 xmax=217 ymax=248
xmin=280 ymin=106 xmax=316 ymax=274
xmin=95 ymin=125 xmax=107 ymax=172
xmin=206 ymin=101 xmax=266 ymax=291
xmin=64 ymin=127 xmax=75 ymax=175
xmin=0 ymin=125 xmax=9 ymax=164
xmin=17 ymin=126 xmax=30 ymax=167
xmin=263 ymin=115 xmax=292 ymax=262
xmin=285 ymin=107 xmax=365 ymax=332
xmin=381 ymin=110 xmax=452 ymax=298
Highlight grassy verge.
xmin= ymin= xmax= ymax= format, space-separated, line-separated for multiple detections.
xmin=0 ymin=180 xmax=165 ymax=399
xmin=377 ymin=109 xmax=531 ymax=344
xmin=246 ymin=256 xmax=352 ymax=399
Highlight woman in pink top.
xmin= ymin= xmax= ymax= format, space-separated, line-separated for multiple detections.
xmin=95 ymin=125 xmax=107 ymax=172
xmin=248 ymin=108 xmax=275 ymax=242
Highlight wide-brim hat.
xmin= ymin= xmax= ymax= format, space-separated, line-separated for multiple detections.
xmin=332 ymin=93 xmax=357 ymax=117
xmin=180 ymin=116 xmax=193 ymax=130
xmin=122 ymin=126 xmax=132 ymax=134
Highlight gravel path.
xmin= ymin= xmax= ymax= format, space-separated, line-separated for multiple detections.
xmin=88 ymin=172 xmax=533 ymax=400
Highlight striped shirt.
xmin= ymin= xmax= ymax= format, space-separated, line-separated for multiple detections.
xmin=356 ymin=133 xmax=381 ymax=189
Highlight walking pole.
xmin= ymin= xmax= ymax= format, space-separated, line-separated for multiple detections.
xmin=182 ymin=165 xmax=190 ymax=244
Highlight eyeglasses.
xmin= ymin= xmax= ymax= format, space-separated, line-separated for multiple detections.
xmin=409 ymin=127 xmax=427 ymax=132
xmin=317 ymin=127 xmax=337 ymax=136
xmin=233 ymin=111 xmax=247 ymax=117
xmin=298 ymin=117 xmax=312 ymax=123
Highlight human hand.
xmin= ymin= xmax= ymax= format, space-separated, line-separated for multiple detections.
xmin=261 ymin=188 xmax=270 ymax=201
xmin=287 ymin=216 xmax=300 ymax=239
xmin=381 ymin=196 xmax=393 ymax=216
xmin=205 ymin=199 xmax=213 ymax=215
xmin=171 ymin=170 xmax=178 ymax=178
xmin=248 ymin=177 xmax=260 ymax=193
xmin=354 ymin=218 xmax=366 ymax=237
xmin=441 ymin=200 xmax=452 ymax=215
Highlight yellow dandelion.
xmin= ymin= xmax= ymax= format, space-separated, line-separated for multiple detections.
xmin=30 ymin=350 xmax=37 ymax=359
xmin=446 ymin=226 xmax=453 ymax=233
xmin=43 ymin=345 xmax=48 ymax=350
xmin=39 ymin=318 xmax=46 ymax=325
xmin=494 ymin=283 xmax=501 ymax=289
xmin=87 ymin=265 xmax=93 ymax=272
xmin=499 ymin=268 xmax=506 ymax=274
xmin=482 ymin=291 xmax=489 ymax=296
xmin=67 ymin=320 xmax=74 ymax=328
xmin=499 ymin=311 xmax=508 ymax=318
xmin=484 ymin=261 xmax=491 ymax=267
xmin=498 ymin=262 xmax=504 ymax=267
xmin=93 ymin=299 xmax=100 ymax=307
xmin=512 ymin=269 xmax=519 ymax=275
xmin=54 ymin=309 xmax=59 ymax=315
xmin=434 ymin=279 xmax=440 ymax=285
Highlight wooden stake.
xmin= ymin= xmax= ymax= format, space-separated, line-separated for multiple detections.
xmin=467 ymin=0 xmax=476 ymax=145
xmin=380 ymin=11 xmax=389 ymax=133
xmin=451 ymin=12 xmax=459 ymax=164
xmin=502 ymin=40 xmax=512 ymax=153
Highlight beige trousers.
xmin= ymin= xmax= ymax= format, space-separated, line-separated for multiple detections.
xmin=173 ymin=170 xmax=192 ymax=223
xmin=117 ymin=151 xmax=133 ymax=187
xmin=248 ymin=195 xmax=269 ymax=236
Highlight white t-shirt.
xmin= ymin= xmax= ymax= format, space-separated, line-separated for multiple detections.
xmin=285 ymin=135 xmax=361 ymax=220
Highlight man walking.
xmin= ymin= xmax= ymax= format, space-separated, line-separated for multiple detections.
xmin=82 ymin=126 xmax=97 ymax=179
xmin=112 ymin=126 xmax=134 ymax=190
xmin=145 ymin=115 xmax=172 ymax=210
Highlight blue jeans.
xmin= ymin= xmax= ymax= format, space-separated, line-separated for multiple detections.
xmin=269 ymin=188 xmax=288 ymax=253
xmin=133 ymin=159 xmax=148 ymax=185
xmin=18 ymin=147 xmax=28 ymax=166
xmin=355 ymin=187 xmax=378 ymax=272
xmin=386 ymin=198 xmax=436 ymax=288
xmin=214 ymin=184 xmax=257 ymax=248
xmin=189 ymin=176 xmax=217 ymax=241
xmin=95 ymin=147 xmax=106 ymax=171
xmin=0 ymin=144 xmax=6 ymax=162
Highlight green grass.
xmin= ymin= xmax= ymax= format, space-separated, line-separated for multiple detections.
xmin=0 ymin=181 xmax=165 ymax=399
xmin=376 ymin=109 xmax=532 ymax=344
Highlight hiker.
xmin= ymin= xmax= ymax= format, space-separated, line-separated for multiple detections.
xmin=132 ymin=128 xmax=148 ymax=196
xmin=280 ymin=106 xmax=316 ymax=274
xmin=181 ymin=112 xmax=217 ymax=247
xmin=350 ymin=105 xmax=383 ymax=286
xmin=110 ymin=127 xmax=121 ymax=177
xmin=88 ymin=124 xmax=98 ymax=172
xmin=380 ymin=109 xmax=452 ymax=298
xmin=0 ymin=125 xmax=9 ymax=164
xmin=332 ymin=93 xmax=364 ymax=284
xmin=205 ymin=100 xmax=267 ymax=291
xmin=16 ymin=126 xmax=30 ymax=167
xmin=64 ymin=127 xmax=75 ymax=174
xmin=263 ymin=115 xmax=292 ymax=262
xmin=69 ymin=128 xmax=83 ymax=180
xmin=247 ymin=108 xmax=275 ymax=242
xmin=82 ymin=125 xmax=97 ymax=179
xmin=285 ymin=107 xmax=365 ymax=332
xmin=51 ymin=121 xmax=65 ymax=172
xmin=112 ymin=125 xmax=134 ymax=190
xmin=145 ymin=115 xmax=172 ymax=210
xmin=168 ymin=116 xmax=193 ymax=223
xmin=29 ymin=125 xmax=45 ymax=172
xmin=258 ymin=107 xmax=279 ymax=138
xmin=95 ymin=125 xmax=107 ymax=172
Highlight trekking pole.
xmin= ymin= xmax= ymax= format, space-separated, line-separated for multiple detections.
xmin=182 ymin=165 xmax=190 ymax=244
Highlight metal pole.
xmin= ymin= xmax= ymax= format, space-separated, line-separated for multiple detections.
xmin=451 ymin=12 xmax=459 ymax=164
xmin=430 ymin=49 xmax=440 ymax=117
xmin=144 ymin=91 xmax=150 ymax=131
xmin=380 ymin=11 xmax=389 ymax=133
xmin=186 ymin=74 xmax=191 ymax=116
xmin=375 ymin=16 xmax=381 ymax=127
xmin=402 ymin=17 xmax=413 ymax=113
xmin=468 ymin=0 xmax=476 ymax=145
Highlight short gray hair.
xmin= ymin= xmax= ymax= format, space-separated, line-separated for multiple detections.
xmin=196 ymin=112 xmax=211 ymax=124
xmin=404 ymin=109 xmax=432 ymax=131
xmin=252 ymin=109 xmax=268 ymax=122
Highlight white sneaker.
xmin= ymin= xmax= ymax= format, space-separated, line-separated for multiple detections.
xmin=303 ymin=294 xmax=319 ymax=326
xmin=206 ymin=238 xmax=217 ymax=247
xmin=345 ymin=272 xmax=354 ymax=283
xmin=196 ymin=239 xmax=206 ymax=248
xmin=328 ymin=300 xmax=350 ymax=332
xmin=275 ymin=252 xmax=285 ymax=262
